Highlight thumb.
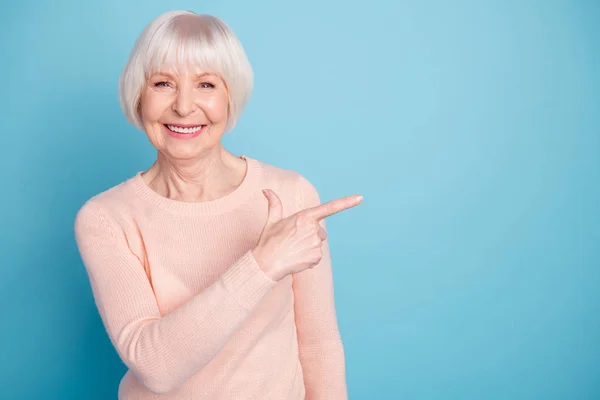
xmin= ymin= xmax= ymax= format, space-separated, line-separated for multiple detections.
xmin=263 ymin=189 xmax=283 ymax=226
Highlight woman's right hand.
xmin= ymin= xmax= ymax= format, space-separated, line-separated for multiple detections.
xmin=251 ymin=189 xmax=363 ymax=281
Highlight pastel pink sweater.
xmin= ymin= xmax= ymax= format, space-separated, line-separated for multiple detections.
xmin=74 ymin=155 xmax=348 ymax=399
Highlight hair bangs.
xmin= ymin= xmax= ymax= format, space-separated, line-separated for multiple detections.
xmin=146 ymin=18 xmax=225 ymax=78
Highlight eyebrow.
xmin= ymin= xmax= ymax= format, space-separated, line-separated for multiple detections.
xmin=193 ymin=72 xmax=216 ymax=79
xmin=151 ymin=71 xmax=217 ymax=79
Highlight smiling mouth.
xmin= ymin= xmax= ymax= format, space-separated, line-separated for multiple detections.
xmin=164 ymin=124 xmax=206 ymax=134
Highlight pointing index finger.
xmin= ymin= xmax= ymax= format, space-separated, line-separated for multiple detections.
xmin=303 ymin=195 xmax=363 ymax=221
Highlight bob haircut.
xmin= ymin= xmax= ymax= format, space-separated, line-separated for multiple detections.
xmin=118 ymin=10 xmax=254 ymax=133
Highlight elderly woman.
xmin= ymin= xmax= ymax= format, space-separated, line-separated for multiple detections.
xmin=74 ymin=10 xmax=363 ymax=400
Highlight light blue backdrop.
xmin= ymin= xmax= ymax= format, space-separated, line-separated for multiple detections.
xmin=1 ymin=0 xmax=598 ymax=399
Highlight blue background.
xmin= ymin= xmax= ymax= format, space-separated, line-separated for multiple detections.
xmin=1 ymin=0 xmax=599 ymax=399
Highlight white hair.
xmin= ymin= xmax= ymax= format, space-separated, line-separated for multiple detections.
xmin=118 ymin=10 xmax=254 ymax=132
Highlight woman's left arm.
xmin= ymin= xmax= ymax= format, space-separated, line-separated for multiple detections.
xmin=292 ymin=175 xmax=348 ymax=400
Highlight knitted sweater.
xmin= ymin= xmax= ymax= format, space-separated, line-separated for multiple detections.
xmin=74 ymin=155 xmax=348 ymax=399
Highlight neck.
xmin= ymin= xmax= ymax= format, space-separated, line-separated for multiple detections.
xmin=141 ymin=147 xmax=246 ymax=203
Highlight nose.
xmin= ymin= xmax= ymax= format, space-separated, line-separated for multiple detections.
xmin=172 ymin=88 xmax=197 ymax=118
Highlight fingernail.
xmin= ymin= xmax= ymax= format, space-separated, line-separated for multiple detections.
xmin=356 ymin=195 xmax=363 ymax=202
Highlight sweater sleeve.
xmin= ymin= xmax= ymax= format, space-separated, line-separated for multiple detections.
xmin=73 ymin=200 xmax=277 ymax=395
xmin=292 ymin=176 xmax=349 ymax=400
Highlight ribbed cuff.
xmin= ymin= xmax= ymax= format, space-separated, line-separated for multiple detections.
xmin=221 ymin=250 xmax=277 ymax=311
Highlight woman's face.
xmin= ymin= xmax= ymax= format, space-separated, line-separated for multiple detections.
xmin=139 ymin=67 xmax=229 ymax=160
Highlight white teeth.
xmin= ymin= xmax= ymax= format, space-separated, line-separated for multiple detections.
xmin=167 ymin=124 xmax=203 ymax=134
